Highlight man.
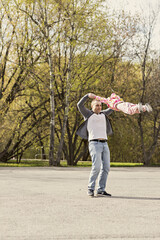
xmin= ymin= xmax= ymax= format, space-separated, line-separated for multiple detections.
xmin=76 ymin=93 xmax=113 ymax=197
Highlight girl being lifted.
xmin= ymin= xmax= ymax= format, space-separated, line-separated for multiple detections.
xmin=89 ymin=93 xmax=152 ymax=115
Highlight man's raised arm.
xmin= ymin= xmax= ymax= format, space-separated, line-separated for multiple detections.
xmin=77 ymin=94 xmax=92 ymax=119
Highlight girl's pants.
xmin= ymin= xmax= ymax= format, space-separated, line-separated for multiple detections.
xmin=116 ymin=102 xmax=140 ymax=115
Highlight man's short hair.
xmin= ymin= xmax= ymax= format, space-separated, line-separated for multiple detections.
xmin=91 ymin=99 xmax=101 ymax=108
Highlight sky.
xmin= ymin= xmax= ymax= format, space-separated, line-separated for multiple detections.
xmin=106 ymin=0 xmax=160 ymax=51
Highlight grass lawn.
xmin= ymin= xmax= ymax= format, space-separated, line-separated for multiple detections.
xmin=0 ymin=159 xmax=144 ymax=167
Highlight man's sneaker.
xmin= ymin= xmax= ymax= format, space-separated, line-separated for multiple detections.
xmin=145 ymin=103 xmax=153 ymax=112
xmin=88 ymin=189 xmax=94 ymax=197
xmin=137 ymin=102 xmax=143 ymax=113
xmin=97 ymin=191 xmax=112 ymax=197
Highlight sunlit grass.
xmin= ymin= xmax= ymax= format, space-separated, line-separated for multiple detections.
xmin=0 ymin=160 xmax=48 ymax=167
xmin=0 ymin=159 xmax=144 ymax=167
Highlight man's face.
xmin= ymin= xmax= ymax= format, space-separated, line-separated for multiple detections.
xmin=91 ymin=100 xmax=102 ymax=114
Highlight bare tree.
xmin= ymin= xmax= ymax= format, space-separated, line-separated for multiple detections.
xmin=135 ymin=13 xmax=160 ymax=165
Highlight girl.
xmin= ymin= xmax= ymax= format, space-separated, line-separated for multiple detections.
xmin=89 ymin=93 xmax=152 ymax=115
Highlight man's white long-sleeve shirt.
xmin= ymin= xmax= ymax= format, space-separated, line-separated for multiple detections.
xmin=87 ymin=113 xmax=107 ymax=141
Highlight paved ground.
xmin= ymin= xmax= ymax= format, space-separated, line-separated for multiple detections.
xmin=0 ymin=167 xmax=160 ymax=240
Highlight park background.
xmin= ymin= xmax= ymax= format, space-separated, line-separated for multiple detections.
xmin=0 ymin=0 xmax=160 ymax=166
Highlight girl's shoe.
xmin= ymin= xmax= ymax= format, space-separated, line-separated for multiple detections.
xmin=145 ymin=103 xmax=153 ymax=112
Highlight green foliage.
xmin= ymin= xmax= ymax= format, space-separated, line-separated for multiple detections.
xmin=0 ymin=0 xmax=159 ymax=166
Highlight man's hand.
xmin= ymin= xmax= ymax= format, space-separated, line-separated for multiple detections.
xmin=88 ymin=93 xmax=96 ymax=99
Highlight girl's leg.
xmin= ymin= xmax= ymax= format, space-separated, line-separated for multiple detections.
xmin=116 ymin=102 xmax=145 ymax=115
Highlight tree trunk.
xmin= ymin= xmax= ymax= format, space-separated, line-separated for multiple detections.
xmin=56 ymin=62 xmax=72 ymax=164
xmin=56 ymin=18 xmax=73 ymax=165
xmin=44 ymin=7 xmax=56 ymax=166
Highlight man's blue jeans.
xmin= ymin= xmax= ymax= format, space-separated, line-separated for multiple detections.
xmin=88 ymin=141 xmax=110 ymax=192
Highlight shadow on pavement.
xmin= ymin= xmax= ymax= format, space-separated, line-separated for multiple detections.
xmin=108 ymin=196 xmax=160 ymax=201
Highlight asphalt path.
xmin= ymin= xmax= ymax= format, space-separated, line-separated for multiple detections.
xmin=0 ymin=167 xmax=160 ymax=240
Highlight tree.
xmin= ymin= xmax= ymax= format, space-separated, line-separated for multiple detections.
xmin=0 ymin=0 xmax=49 ymax=162
xmin=134 ymin=14 xmax=160 ymax=165
xmin=53 ymin=0 xmax=117 ymax=165
xmin=14 ymin=0 xmax=61 ymax=165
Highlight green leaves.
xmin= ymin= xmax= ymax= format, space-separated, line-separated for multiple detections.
xmin=0 ymin=0 xmax=159 ymax=165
